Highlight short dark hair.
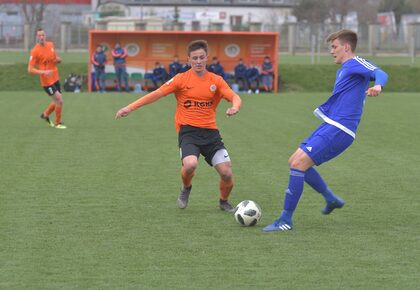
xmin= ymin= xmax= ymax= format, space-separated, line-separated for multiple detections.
xmin=326 ymin=29 xmax=358 ymax=52
xmin=187 ymin=40 xmax=208 ymax=56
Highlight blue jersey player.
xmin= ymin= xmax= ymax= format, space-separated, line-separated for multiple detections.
xmin=263 ymin=29 xmax=389 ymax=232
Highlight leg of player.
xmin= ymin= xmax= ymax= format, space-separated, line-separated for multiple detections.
xmin=214 ymin=162 xmax=236 ymax=212
xmin=177 ymin=155 xmax=197 ymax=209
xmin=41 ymin=102 xmax=56 ymax=127
xmin=304 ymin=167 xmax=345 ymax=214
xmin=212 ymin=149 xmax=236 ymax=212
xmin=263 ymin=148 xmax=313 ymax=232
xmin=52 ymin=91 xmax=66 ymax=129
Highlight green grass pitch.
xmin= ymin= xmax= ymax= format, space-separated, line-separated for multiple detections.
xmin=0 ymin=91 xmax=419 ymax=289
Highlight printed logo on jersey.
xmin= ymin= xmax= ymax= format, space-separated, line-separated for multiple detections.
xmin=210 ymin=84 xmax=216 ymax=92
xmin=184 ymin=100 xmax=214 ymax=109
xmin=306 ymin=146 xmax=313 ymax=152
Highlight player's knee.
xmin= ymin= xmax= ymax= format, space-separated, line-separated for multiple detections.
xmin=182 ymin=158 xmax=198 ymax=173
xmin=288 ymin=155 xmax=312 ymax=171
xmin=288 ymin=156 xmax=301 ymax=169
xmin=220 ymin=170 xmax=233 ymax=182
xmin=54 ymin=94 xmax=63 ymax=105
xmin=217 ymin=165 xmax=233 ymax=181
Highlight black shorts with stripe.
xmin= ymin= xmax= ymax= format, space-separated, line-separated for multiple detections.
xmin=43 ymin=81 xmax=61 ymax=96
xmin=178 ymin=125 xmax=226 ymax=166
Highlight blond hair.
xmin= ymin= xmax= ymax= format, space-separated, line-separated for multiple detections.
xmin=326 ymin=30 xmax=358 ymax=52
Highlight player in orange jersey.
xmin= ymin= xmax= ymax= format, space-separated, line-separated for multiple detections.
xmin=116 ymin=40 xmax=242 ymax=212
xmin=28 ymin=28 xmax=66 ymax=129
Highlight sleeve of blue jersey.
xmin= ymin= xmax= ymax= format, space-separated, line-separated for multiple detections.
xmin=370 ymin=69 xmax=389 ymax=88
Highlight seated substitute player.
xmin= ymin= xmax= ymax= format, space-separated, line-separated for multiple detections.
xmin=260 ymin=56 xmax=274 ymax=92
xmin=234 ymin=58 xmax=248 ymax=91
xmin=28 ymin=28 xmax=66 ymax=129
xmin=151 ymin=61 xmax=168 ymax=89
xmin=245 ymin=62 xmax=260 ymax=94
xmin=115 ymin=40 xmax=242 ymax=212
xmin=169 ymin=55 xmax=182 ymax=78
xmin=207 ymin=56 xmax=226 ymax=79
xmin=263 ymin=29 xmax=389 ymax=232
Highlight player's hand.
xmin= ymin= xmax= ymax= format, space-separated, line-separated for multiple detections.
xmin=226 ymin=107 xmax=239 ymax=117
xmin=43 ymin=70 xmax=53 ymax=76
xmin=115 ymin=107 xmax=131 ymax=119
xmin=366 ymin=84 xmax=382 ymax=97
xmin=56 ymin=56 xmax=62 ymax=64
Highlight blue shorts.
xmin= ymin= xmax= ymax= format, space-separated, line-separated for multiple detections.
xmin=299 ymin=123 xmax=354 ymax=166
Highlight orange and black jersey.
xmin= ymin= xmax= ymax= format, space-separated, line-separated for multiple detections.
xmin=28 ymin=41 xmax=59 ymax=87
xmin=158 ymin=69 xmax=235 ymax=131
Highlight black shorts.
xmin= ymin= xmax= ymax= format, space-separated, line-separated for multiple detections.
xmin=178 ymin=125 xmax=226 ymax=166
xmin=43 ymin=81 xmax=61 ymax=96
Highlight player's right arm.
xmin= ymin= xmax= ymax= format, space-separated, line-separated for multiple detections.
xmin=28 ymin=65 xmax=54 ymax=76
xmin=115 ymin=89 xmax=167 ymax=119
xmin=116 ymin=74 xmax=179 ymax=120
xmin=27 ymin=52 xmax=53 ymax=76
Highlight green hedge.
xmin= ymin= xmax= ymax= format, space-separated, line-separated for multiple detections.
xmin=0 ymin=63 xmax=88 ymax=91
xmin=0 ymin=63 xmax=418 ymax=92
xmin=278 ymin=64 xmax=420 ymax=92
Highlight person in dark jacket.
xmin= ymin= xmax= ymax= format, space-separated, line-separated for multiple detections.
xmin=246 ymin=62 xmax=260 ymax=94
xmin=234 ymin=58 xmax=247 ymax=91
xmin=112 ymin=42 xmax=129 ymax=92
xmin=91 ymin=45 xmax=107 ymax=93
xmin=261 ymin=56 xmax=274 ymax=92
xmin=207 ymin=57 xmax=225 ymax=79
xmin=169 ymin=55 xmax=182 ymax=78
xmin=152 ymin=62 xmax=168 ymax=88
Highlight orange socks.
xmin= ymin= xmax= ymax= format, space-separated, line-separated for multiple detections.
xmin=219 ymin=178 xmax=233 ymax=201
xmin=55 ymin=105 xmax=62 ymax=124
xmin=43 ymin=102 xmax=55 ymax=117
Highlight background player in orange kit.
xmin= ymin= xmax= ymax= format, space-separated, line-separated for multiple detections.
xmin=115 ymin=40 xmax=242 ymax=212
xmin=28 ymin=28 xmax=66 ymax=129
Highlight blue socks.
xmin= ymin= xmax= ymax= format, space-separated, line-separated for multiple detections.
xmin=280 ymin=167 xmax=338 ymax=222
xmin=304 ymin=167 xmax=337 ymax=203
xmin=281 ymin=169 xmax=305 ymax=222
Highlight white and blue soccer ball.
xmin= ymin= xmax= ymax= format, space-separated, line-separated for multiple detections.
xmin=234 ymin=200 xmax=262 ymax=226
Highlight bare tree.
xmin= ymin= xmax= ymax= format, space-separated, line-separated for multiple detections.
xmin=19 ymin=0 xmax=46 ymax=28
xmin=13 ymin=0 xmax=48 ymax=47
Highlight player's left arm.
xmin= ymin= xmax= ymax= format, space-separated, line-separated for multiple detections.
xmin=367 ymin=68 xmax=388 ymax=97
xmin=219 ymin=80 xmax=242 ymax=117
xmin=226 ymin=93 xmax=242 ymax=117
xmin=217 ymin=76 xmax=242 ymax=117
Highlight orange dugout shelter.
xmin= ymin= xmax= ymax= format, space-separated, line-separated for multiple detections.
xmin=88 ymin=30 xmax=279 ymax=92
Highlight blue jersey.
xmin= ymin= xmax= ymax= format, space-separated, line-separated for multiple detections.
xmin=315 ymin=56 xmax=387 ymax=137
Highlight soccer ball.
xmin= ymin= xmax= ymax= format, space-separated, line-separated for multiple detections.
xmin=234 ymin=200 xmax=262 ymax=226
